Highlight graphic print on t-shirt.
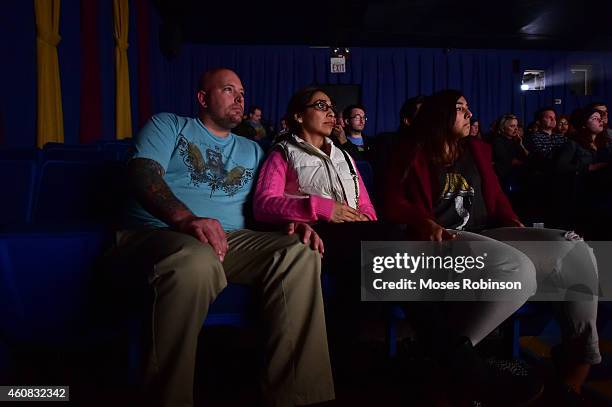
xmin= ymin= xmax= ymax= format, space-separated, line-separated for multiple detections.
xmin=440 ymin=173 xmax=474 ymax=230
xmin=177 ymin=135 xmax=254 ymax=197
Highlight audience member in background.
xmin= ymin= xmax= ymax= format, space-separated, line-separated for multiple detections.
xmin=526 ymin=121 xmax=539 ymax=135
xmin=272 ymin=115 xmax=291 ymax=143
xmin=370 ymin=95 xmax=425 ymax=205
xmin=555 ymin=114 xmax=570 ymax=137
xmin=482 ymin=118 xmax=499 ymax=143
xmin=555 ymin=108 xmax=609 ymax=176
xmin=336 ymin=104 xmax=370 ymax=160
xmin=247 ymin=105 xmax=267 ymax=140
xmin=372 ymin=95 xmax=425 ymax=146
xmin=468 ymin=117 xmax=482 ymax=138
xmin=524 ymin=107 xmax=566 ymax=171
xmin=588 ymin=102 xmax=612 ymax=153
xmin=110 ymin=68 xmax=334 ymax=407
xmin=234 ymin=105 xmax=272 ymax=150
xmin=554 ymin=108 xmax=612 ymax=227
xmin=329 ymin=109 xmax=350 ymax=155
xmin=589 ymin=101 xmax=611 ymax=137
xmin=398 ymin=95 xmax=425 ymax=133
xmin=279 ymin=116 xmax=289 ymax=133
xmin=517 ymin=122 xmax=525 ymax=139
xmin=525 ymin=107 xmax=565 ymax=155
xmin=385 ymin=90 xmax=600 ymax=405
xmin=491 ymin=113 xmax=529 ymax=189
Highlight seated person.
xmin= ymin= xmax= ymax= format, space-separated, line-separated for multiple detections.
xmin=556 ymin=114 xmax=571 ymax=137
xmin=555 ymin=108 xmax=612 ymax=217
xmin=252 ymin=86 xmax=400 ymax=373
xmin=524 ymin=107 xmax=567 ymax=172
xmin=332 ymin=104 xmax=370 ymax=161
xmin=371 ymin=95 xmax=425 ymax=205
xmin=254 ymin=87 xmax=376 ymax=225
xmin=385 ymin=90 xmax=600 ymax=404
xmin=468 ymin=117 xmax=482 ymax=138
xmin=555 ymin=108 xmax=609 ymax=176
xmin=109 ymin=68 xmax=334 ymax=407
xmin=491 ymin=113 xmax=529 ymax=189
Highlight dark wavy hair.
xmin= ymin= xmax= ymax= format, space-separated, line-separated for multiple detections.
xmin=285 ymin=86 xmax=330 ymax=135
xmin=570 ymin=107 xmax=601 ymax=150
xmin=410 ymin=89 xmax=465 ymax=167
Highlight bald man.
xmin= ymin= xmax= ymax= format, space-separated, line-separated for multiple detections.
xmin=112 ymin=68 xmax=334 ymax=407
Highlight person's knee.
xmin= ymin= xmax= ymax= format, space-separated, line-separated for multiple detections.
xmin=511 ymin=250 xmax=537 ymax=297
xmin=286 ymin=238 xmax=322 ymax=278
xmin=486 ymin=247 xmax=537 ymax=298
xmin=156 ymin=241 xmax=227 ymax=294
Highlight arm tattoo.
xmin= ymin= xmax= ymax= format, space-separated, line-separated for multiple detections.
xmin=128 ymin=158 xmax=192 ymax=225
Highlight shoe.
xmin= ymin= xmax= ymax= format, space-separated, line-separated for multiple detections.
xmin=444 ymin=337 xmax=543 ymax=406
xmin=482 ymin=358 xmax=544 ymax=406
xmin=548 ymin=381 xmax=587 ymax=407
xmin=549 ymin=345 xmax=589 ymax=407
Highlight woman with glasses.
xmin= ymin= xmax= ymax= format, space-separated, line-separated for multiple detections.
xmin=385 ymin=90 xmax=600 ymax=404
xmin=254 ymin=87 xmax=376 ymax=224
xmin=253 ymin=87 xmax=401 ymax=379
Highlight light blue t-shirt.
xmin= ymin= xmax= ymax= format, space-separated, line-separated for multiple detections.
xmin=348 ymin=135 xmax=364 ymax=146
xmin=125 ymin=113 xmax=264 ymax=231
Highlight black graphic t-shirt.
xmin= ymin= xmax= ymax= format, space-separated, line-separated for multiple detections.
xmin=434 ymin=149 xmax=488 ymax=231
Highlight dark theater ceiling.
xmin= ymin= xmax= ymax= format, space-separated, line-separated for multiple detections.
xmin=153 ymin=0 xmax=612 ymax=51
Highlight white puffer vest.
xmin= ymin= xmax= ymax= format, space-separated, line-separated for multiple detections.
xmin=277 ymin=134 xmax=360 ymax=209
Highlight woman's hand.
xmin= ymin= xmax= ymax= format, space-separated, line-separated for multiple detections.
xmin=357 ymin=213 xmax=370 ymax=221
xmin=415 ymin=218 xmax=457 ymax=241
xmin=507 ymin=218 xmax=525 ymax=227
xmin=330 ymin=202 xmax=362 ymax=223
xmin=588 ymin=162 xmax=608 ymax=172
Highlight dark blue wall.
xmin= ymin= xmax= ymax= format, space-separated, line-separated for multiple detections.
xmin=2 ymin=3 xmax=612 ymax=147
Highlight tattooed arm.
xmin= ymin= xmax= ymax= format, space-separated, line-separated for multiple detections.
xmin=127 ymin=157 xmax=228 ymax=260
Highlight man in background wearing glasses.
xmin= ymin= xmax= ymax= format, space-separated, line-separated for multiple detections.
xmin=339 ymin=104 xmax=370 ymax=161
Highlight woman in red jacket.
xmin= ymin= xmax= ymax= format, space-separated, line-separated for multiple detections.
xmin=385 ymin=90 xmax=600 ymax=402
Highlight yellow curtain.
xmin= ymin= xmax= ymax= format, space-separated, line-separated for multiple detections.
xmin=113 ymin=0 xmax=132 ymax=139
xmin=35 ymin=0 xmax=64 ymax=148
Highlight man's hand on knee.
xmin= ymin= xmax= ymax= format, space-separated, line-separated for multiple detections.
xmin=286 ymin=222 xmax=324 ymax=257
xmin=176 ymin=216 xmax=228 ymax=261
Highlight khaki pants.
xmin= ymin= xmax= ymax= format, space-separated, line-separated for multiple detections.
xmin=111 ymin=228 xmax=335 ymax=407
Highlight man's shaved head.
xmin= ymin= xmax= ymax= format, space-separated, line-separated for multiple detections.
xmin=196 ymin=68 xmax=245 ymax=136
xmin=198 ymin=68 xmax=239 ymax=93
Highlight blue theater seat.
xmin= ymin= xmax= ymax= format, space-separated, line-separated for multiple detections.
xmin=42 ymin=143 xmax=105 ymax=162
xmin=97 ymin=139 xmax=134 ymax=162
xmin=0 ymin=228 xmax=111 ymax=347
xmin=0 ymin=147 xmax=41 ymax=161
xmin=0 ymin=160 xmax=37 ymax=226
xmin=31 ymin=160 xmax=126 ymax=225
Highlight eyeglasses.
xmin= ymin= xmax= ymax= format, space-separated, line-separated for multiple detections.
xmin=305 ymin=100 xmax=336 ymax=113
xmin=350 ymin=114 xmax=368 ymax=122
xmin=596 ymin=109 xmax=609 ymax=117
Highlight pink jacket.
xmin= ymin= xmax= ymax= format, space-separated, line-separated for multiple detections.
xmin=254 ymin=149 xmax=377 ymax=223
